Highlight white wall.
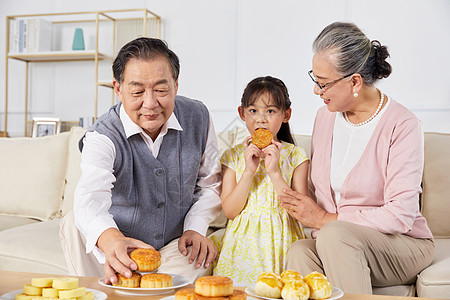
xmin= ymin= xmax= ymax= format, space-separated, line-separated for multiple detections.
xmin=1 ymin=0 xmax=449 ymax=137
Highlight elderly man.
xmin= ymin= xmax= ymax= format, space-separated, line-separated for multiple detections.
xmin=60 ymin=37 xmax=222 ymax=284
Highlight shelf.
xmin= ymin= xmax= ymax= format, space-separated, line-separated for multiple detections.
xmin=7 ymin=50 xmax=105 ymax=62
xmin=5 ymin=9 xmax=161 ymax=137
xmin=97 ymin=81 xmax=114 ymax=88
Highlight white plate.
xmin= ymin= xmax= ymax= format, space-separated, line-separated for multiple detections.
xmin=1 ymin=288 xmax=107 ymax=300
xmin=98 ymin=273 xmax=189 ymax=296
xmin=245 ymin=286 xmax=344 ymax=300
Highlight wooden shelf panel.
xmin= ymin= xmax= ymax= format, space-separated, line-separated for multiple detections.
xmin=97 ymin=81 xmax=113 ymax=88
xmin=8 ymin=51 xmax=105 ymax=62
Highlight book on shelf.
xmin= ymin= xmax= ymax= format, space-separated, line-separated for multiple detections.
xmin=9 ymin=18 xmax=52 ymax=54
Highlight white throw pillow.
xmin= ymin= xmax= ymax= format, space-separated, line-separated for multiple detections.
xmin=0 ymin=133 xmax=70 ymax=220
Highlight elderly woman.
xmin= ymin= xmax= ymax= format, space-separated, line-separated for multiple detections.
xmin=279 ymin=22 xmax=434 ymax=294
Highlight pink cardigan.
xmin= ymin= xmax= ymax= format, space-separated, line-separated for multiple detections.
xmin=310 ymin=100 xmax=433 ymax=239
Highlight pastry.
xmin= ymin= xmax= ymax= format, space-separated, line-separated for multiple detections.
xmin=14 ymin=293 xmax=33 ymax=300
xmin=303 ymin=271 xmax=332 ymax=299
xmin=281 ymin=280 xmax=310 ymax=300
xmin=52 ymin=278 xmax=79 ymax=290
xmin=251 ymin=128 xmax=273 ymax=149
xmin=130 ymin=248 xmax=161 ymax=272
xmin=30 ymin=278 xmax=54 ymax=288
xmin=194 ymin=289 xmax=247 ymax=300
xmin=175 ymin=288 xmax=198 ymax=300
xmin=195 ymin=276 xmax=234 ymax=297
xmin=78 ymin=291 xmax=95 ymax=300
xmin=41 ymin=288 xmax=58 ymax=298
xmin=59 ymin=287 xmax=86 ymax=299
xmin=194 ymin=295 xmax=229 ymax=300
xmin=22 ymin=284 xmax=42 ymax=296
xmin=140 ymin=273 xmax=173 ymax=288
xmin=280 ymin=270 xmax=303 ymax=285
xmin=255 ymin=272 xmax=283 ymax=299
xmin=229 ymin=289 xmax=247 ymax=300
xmin=112 ymin=271 xmax=141 ymax=288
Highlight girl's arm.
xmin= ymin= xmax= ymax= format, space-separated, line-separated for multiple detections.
xmin=264 ymin=141 xmax=288 ymax=196
xmin=264 ymin=141 xmax=309 ymax=196
xmin=221 ymin=138 xmax=261 ymax=220
xmin=291 ymin=160 xmax=309 ymax=195
xmin=221 ymin=165 xmax=254 ymax=220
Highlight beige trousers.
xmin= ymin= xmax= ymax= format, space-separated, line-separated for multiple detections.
xmin=59 ymin=211 xmax=225 ymax=283
xmin=285 ymin=220 xmax=434 ymax=295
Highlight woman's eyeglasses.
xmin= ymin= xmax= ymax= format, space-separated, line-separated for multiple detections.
xmin=308 ymin=70 xmax=353 ymax=92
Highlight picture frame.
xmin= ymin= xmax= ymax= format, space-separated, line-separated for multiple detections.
xmin=32 ymin=117 xmax=61 ymax=138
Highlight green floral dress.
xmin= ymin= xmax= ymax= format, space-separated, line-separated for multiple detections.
xmin=213 ymin=142 xmax=308 ymax=286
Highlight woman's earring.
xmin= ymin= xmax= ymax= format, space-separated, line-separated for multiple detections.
xmin=353 ymin=91 xmax=358 ymax=97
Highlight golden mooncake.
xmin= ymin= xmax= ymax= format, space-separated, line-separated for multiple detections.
xmin=130 ymin=248 xmax=161 ymax=272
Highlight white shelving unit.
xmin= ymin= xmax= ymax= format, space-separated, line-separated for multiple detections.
xmin=4 ymin=9 xmax=161 ymax=137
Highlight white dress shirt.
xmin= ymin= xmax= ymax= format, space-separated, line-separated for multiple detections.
xmin=74 ymin=105 xmax=222 ymax=262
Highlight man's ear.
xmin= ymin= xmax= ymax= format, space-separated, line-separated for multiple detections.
xmin=238 ymin=106 xmax=245 ymax=121
xmin=283 ymin=108 xmax=292 ymax=123
xmin=113 ymin=80 xmax=122 ymax=102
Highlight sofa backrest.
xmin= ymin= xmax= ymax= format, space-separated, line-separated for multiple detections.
xmin=61 ymin=126 xmax=87 ymax=216
xmin=421 ymin=132 xmax=450 ymax=238
xmin=217 ymin=127 xmax=450 ymax=238
xmin=217 ymin=126 xmax=312 ymax=157
xmin=2 ymin=125 xmax=447 ymax=239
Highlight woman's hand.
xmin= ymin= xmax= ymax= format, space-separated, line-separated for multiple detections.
xmin=243 ymin=136 xmax=261 ymax=175
xmin=279 ymin=188 xmax=337 ymax=229
xmin=263 ymin=139 xmax=282 ymax=176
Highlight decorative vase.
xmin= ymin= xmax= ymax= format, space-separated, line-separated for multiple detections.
xmin=72 ymin=28 xmax=85 ymax=50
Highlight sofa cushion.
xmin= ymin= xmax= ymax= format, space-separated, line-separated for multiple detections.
xmin=217 ymin=126 xmax=249 ymax=156
xmin=61 ymin=126 xmax=87 ymax=216
xmin=0 ymin=133 xmax=70 ymax=221
xmin=421 ymin=133 xmax=450 ymax=238
xmin=0 ymin=215 xmax=40 ymax=231
xmin=0 ymin=219 xmax=68 ymax=275
xmin=372 ymin=285 xmax=414 ymax=297
xmin=416 ymin=239 xmax=450 ymax=298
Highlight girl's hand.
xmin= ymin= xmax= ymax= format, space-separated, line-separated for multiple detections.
xmin=243 ymin=136 xmax=261 ymax=175
xmin=279 ymin=188 xmax=337 ymax=229
xmin=263 ymin=140 xmax=282 ymax=176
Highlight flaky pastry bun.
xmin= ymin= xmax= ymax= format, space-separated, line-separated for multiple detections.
xmin=281 ymin=280 xmax=310 ymax=300
xmin=280 ymin=270 xmax=303 ymax=285
xmin=255 ymin=272 xmax=283 ymax=299
xmin=303 ymin=271 xmax=332 ymax=299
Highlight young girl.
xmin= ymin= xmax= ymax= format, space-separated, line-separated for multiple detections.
xmin=213 ymin=76 xmax=309 ymax=286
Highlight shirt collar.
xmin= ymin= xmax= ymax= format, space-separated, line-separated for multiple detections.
xmin=119 ymin=104 xmax=183 ymax=139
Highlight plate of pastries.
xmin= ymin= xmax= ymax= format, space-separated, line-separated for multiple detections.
xmin=1 ymin=277 xmax=106 ymax=300
xmin=97 ymin=248 xmax=190 ymax=295
xmin=245 ymin=270 xmax=344 ymax=300
xmin=163 ymin=275 xmax=249 ymax=300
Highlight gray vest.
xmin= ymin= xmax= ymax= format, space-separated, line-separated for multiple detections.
xmin=80 ymin=96 xmax=209 ymax=249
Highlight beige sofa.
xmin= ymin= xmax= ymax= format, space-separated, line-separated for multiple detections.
xmin=0 ymin=126 xmax=449 ymax=298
